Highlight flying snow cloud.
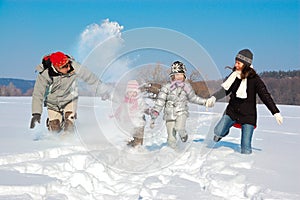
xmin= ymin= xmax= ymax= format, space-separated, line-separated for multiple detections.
xmin=77 ymin=19 xmax=123 ymax=62
xmin=74 ymin=19 xmax=220 ymax=84
xmin=75 ymin=19 xmax=132 ymax=82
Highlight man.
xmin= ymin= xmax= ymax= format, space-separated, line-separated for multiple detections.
xmin=30 ymin=51 xmax=111 ymax=133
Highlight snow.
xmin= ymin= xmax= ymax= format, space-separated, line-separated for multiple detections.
xmin=0 ymin=96 xmax=299 ymax=199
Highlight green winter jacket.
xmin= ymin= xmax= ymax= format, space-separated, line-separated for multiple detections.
xmin=32 ymin=58 xmax=111 ymax=114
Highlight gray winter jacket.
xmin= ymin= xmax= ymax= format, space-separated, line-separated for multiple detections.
xmin=32 ymin=58 xmax=111 ymax=114
xmin=153 ymin=81 xmax=206 ymax=121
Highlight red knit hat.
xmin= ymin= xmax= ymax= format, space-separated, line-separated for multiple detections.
xmin=50 ymin=52 xmax=69 ymax=69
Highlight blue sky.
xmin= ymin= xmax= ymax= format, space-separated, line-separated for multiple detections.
xmin=0 ymin=0 xmax=299 ymax=79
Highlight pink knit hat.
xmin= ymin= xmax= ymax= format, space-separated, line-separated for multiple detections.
xmin=126 ymin=80 xmax=139 ymax=93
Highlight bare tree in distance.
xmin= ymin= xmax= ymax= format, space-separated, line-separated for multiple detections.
xmin=188 ymin=69 xmax=203 ymax=82
xmin=0 ymin=82 xmax=22 ymax=96
xmin=137 ymin=62 xmax=168 ymax=84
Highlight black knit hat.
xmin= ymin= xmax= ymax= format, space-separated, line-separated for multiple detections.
xmin=169 ymin=61 xmax=187 ymax=77
xmin=235 ymin=49 xmax=253 ymax=65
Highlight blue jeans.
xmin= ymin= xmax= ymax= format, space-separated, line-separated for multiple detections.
xmin=214 ymin=115 xmax=255 ymax=154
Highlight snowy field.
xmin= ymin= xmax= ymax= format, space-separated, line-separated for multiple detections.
xmin=0 ymin=96 xmax=299 ymax=200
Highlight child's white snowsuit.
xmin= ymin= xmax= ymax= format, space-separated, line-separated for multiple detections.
xmin=153 ymin=80 xmax=206 ymax=147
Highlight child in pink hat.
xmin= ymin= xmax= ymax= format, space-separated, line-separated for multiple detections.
xmin=112 ymin=80 xmax=147 ymax=147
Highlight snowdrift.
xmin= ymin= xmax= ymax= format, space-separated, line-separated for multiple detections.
xmin=0 ymin=97 xmax=299 ymax=199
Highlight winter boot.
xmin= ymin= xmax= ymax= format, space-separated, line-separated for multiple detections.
xmin=127 ymin=127 xmax=144 ymax=147
xmin=64 ymin=111 xmax=75 ymax=133
xmin=48 ymin=119 xmax=62 ymax=133
xmin=180 ymin=134 xmax=188 ymax=142
xmin=166 ymin=128 xmax=177 ymax=148
xmin=127 ymin=137 xmax=142 ymax=147
xmin=178 ymin=130 xmax=188 ymax=142
xmin=167 ymin=141 xmax=176 ymax=149
xmin=213 ymin=135 xmax=222 ymax=142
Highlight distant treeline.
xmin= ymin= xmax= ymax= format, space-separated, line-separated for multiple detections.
xmin=259 ymin=70 xmax=300 ymax=78
xmin=191 ymin=70 xmax=300 ymax=105
xmin=0 ymin=70 xmax=299 ymax=105
xmin=0 ymin=78 xmax=34 ymax=96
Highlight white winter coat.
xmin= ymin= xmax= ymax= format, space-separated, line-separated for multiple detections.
xmin=153 ymin=81 xmax=206 ymax=121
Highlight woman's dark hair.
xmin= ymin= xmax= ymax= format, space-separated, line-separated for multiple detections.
xmin=232 ymin=63 xmax=257 ymax=79
xmin=241 ymin=63 xmax=257 ymax=79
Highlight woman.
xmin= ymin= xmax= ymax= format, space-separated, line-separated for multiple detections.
xmin=206 ymin=49 xmax=283 ymax=154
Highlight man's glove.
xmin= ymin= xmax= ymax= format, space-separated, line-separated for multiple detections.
xmin=30 ymin=113 xmax=41 ymax=129
xmin=274 ymin=113 xmax=283 ymax=125
xmin=205 ymin=96 xmax=216 ymax=108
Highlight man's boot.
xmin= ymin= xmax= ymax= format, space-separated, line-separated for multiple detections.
xmin=64 ymin=112 xmax=75 ymax=133
xmin=48 ymin=119 xmax=62 ymax=133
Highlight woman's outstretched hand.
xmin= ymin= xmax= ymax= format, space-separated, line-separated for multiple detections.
xmin=274 ymin=113 xmax=283 ymax=125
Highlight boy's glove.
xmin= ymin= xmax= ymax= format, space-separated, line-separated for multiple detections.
xmin=144 ymin=108 xmax=151 ymax=115
xmin=30 ymin=113 xmax=41 ymax=129
xmin=150 ymin=110 xmax=159 ymax=120
xmin=205 ymin=96 xmax=216 ymax=108
xmin=274 ymin=113 xmax=283 ymax=125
